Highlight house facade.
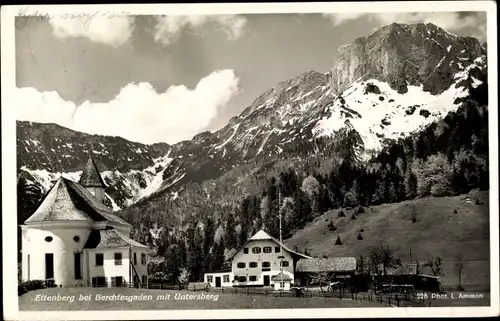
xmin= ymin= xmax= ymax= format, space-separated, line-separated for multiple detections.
xmin=204 ymin=230 xmax=311 ymax=289
xmin=20 ymin=157 xmax=148 ymax=287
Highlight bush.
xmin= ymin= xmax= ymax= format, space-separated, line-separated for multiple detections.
xmin=350 ymin=214 xmax=357 ymax=220
xmin=360 ymin=228 xmax=364 ymax=232
xmin=327 ymin=220 xmax=337 ymax=231
xmin=18 ymin=284 xmax=27 ymax=296
xmin=431 ymin=182 xmax=452 ymax=197
xmin=343 ymin=192 xmax=358 ymax=208
xmin=337 ymin=209 xmax=345 ymax=218
xmin=18 ymin=280 xmax=47 ymax=296
xmin=354 ymin=205 xmax=365 ymax=214
xmin=357 ymin=233 xmax=363 ymax=240
xmin=335 ymin=236 xmax=343 ymax=245
xmin=453 ymin=209 xmax=458 ymax=214
xmin=45 ymin=279 xmax=56 ymax=288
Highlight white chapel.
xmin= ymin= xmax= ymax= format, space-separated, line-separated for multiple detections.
xmin=20 ymin=157 xmax=148 ymax=287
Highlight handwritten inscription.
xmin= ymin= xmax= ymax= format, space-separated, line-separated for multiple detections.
xmin=16 ymin=7 xmax=132 ymax=29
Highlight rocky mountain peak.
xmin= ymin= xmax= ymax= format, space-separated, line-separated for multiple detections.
xmin=331 ymin=22 xmax=486 ymax=95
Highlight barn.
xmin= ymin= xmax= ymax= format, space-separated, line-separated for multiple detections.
xmin=294 ymin=257 xmax=358 ymax=289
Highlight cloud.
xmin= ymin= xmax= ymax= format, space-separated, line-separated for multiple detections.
xmin=323 ymin=12 xmax=487 ymax=42
xmin=16 ymin=70 xmax=240 ymax=144
xmin=49 ymin=15 xmax=135 ymax=46
xmin=152 ymin=15 xmax=247 ymax=45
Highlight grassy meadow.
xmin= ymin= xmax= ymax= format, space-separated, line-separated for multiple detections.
xmin=285 ymin=191 xmax=491 ymax=291
xmin=18 ymin=287 xmax=386 ymax=310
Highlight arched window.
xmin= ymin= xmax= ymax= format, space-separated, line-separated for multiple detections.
xmin=45 ymin=236 xmax=53 ymax=242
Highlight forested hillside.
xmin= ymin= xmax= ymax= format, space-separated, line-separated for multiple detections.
xmin=123 ymin=82 xmax=488 ymax=283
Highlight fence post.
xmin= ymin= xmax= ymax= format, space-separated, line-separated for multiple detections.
xmin=247 ymin=287 xmax=249 ymax=296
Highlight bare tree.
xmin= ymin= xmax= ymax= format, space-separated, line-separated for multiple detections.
xmin=454 ymin=254 xmax=466 ymax=291
xmin=310 ymin=271 xmax=331 ymax=292
xmin=367 ymin=243 xmax=398 ymax=275
xmin=424 ymin=256 xmax=445 ymax=276
xmin=358 ymin=255 xmax=368 ymax=274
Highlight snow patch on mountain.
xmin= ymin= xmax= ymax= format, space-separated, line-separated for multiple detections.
xmin=313 ymin=77 xmax=471 ymax=151
xmin=134 ymin=154 xmax=174 ymax=201
xmin=20 ymin=166 xmax=82 ymax=191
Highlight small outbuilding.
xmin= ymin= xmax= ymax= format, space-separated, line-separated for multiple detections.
xmin=271 ymin=272 xmax=293 ymax=290
xmin=294 ymin=257 xmax=357 ymax=288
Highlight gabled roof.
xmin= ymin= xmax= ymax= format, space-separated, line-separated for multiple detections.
xmin=271 ymin=272 xmax=292 ymax=281
xmin=24 ymin=177 xmax=131 ymax=227
xmin=84 ymin=227 xmax=147 ymax=249
xmin=79 ymin=156 xmax=106 ymax=188
xmin=229 ymin=229 xmax=312 ymax=260
xmin=296 ymin=257 xmax=357 ymax=273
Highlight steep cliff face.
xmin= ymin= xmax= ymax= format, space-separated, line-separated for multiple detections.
xmin=331 ymin=22 xmax=486 ymax=95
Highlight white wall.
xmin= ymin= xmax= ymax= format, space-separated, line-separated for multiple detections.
xmin=231 ymin=239 xmax=294 ymax=286
xmin=204 ymin=272 xmax=234 ymax=287
xmin=130 ymin=247 xmax=148 ymax=284
xmin=86 ymin=247 xmax=131 ymax=284
xmin=21 ymin=223 xmax=92 ymax=286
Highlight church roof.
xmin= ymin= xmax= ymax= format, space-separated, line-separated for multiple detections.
xmin=84 ymin=228 xmax=147 ymax=249
xmin=229 ymin=229 xmax=312 ymax=260
xmin=24 ymin=177 xmax=131 ymax=227
xmin=79 ymin=157 xmax=106 ymax=188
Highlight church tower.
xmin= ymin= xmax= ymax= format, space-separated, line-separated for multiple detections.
xmin=79 ymin=156 xmax=107 ymax=203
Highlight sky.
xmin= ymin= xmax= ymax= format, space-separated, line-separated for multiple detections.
xmin=15 ymin=11 xmax=487 ymax=145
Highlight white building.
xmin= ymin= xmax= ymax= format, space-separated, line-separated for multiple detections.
xmin=20 ymin=157 xmax=149 ymax=287
xmin=204 ymin=230 xmax=311 ymax=289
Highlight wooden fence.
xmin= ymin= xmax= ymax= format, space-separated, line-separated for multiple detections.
xmin=58 ymin=281 xmax=432 ymax=307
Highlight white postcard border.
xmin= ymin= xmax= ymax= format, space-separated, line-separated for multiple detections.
xmin=2 ymin=2 xmax=498 ymax=320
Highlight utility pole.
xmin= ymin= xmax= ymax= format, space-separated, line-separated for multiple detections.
xmin=279 ymin=188 xmax=284 ymax=293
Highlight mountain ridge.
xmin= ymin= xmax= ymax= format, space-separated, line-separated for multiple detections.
xmin=16 ymin=21 xmax=488 ymax=214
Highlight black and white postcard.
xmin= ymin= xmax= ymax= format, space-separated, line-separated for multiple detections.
xmin=1 ymin=2 xmax=498 ymax=320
